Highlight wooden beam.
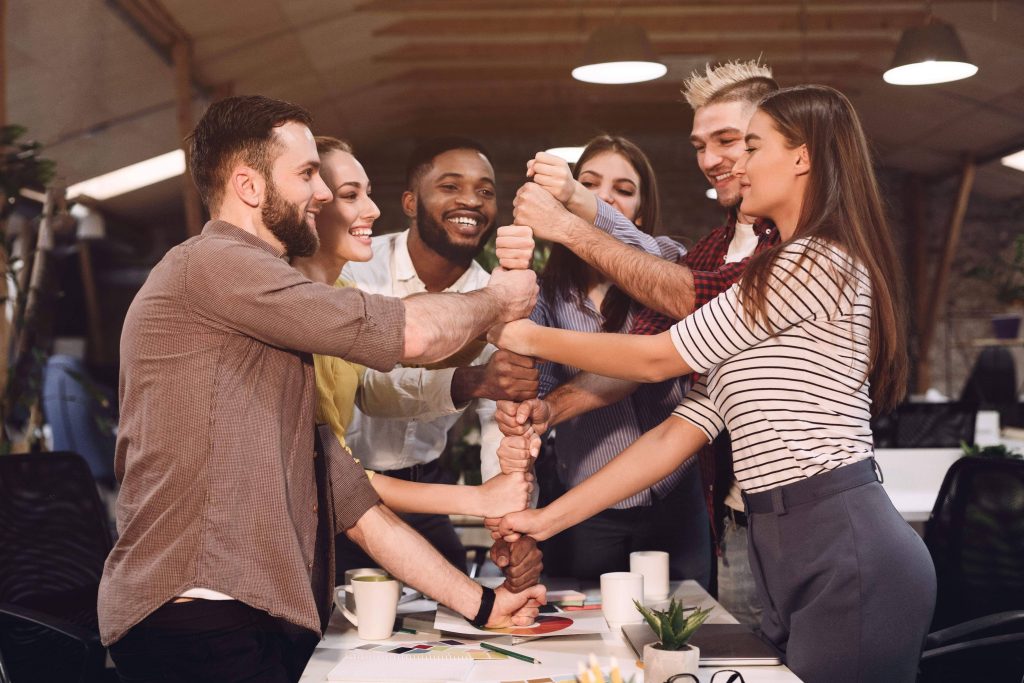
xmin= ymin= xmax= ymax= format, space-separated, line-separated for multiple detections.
xmin=915 ymin=156 xmax=976 ymax=394
xmin=173 ymin=39 xmax=204 ymax=237
xmin=903 ymin=174 xmax=928 ymax=339
xmin=374 ymin=8 xmax=926 ymax=36
xmin=0 ymin=0 xmax=6 ymax=126
xmin=359 ymin=0 xmax=923 ymax=14
xmin=375 ymin=35 xmax=899 ymax=64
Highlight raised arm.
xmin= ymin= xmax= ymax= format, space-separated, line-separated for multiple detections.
xmin=402 ymin=267 xmax=537 ymax=364
xmin=490 ymin=320 xmax=690 ymax=384
xmin=490 ymin=415 xmax=708 ymax=542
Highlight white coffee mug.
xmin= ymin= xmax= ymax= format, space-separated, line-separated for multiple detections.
xmin=339 ymin=567 xmax=388 ymax=613
xmin=630 ymin=550 xmax=670 ymax=601
xmin=600 ymin=571 xmax=644 ymax=624
xmin=341 ymin=574 xmax=401 ymax=640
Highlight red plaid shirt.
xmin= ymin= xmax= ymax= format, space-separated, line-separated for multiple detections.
xmin=629 ymin=213 xmax=779 ymax=547
xmin=630 ymin=214 xmax=779 ymax=336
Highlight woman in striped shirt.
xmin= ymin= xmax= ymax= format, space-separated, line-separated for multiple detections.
xmin=489 ymin=87 xmax=935 ymax=683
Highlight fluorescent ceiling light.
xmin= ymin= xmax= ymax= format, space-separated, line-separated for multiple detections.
xmin=545 ymin=147 xmax=586 ymax=164
xmin=1000 ymin=149 xmax=1024 ymax=173
xmin=705 ymin=188 xmax=718 ymax=200
xmin=883 ymin=22 xmax=977 ymax=86
xmin=66 ymin=149 xmax=185 ymax=201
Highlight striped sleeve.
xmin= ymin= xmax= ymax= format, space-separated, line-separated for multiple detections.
xmin=669 ymin=239 xmax=862 ymax=373
xmin=671 ymin=376 xmax=725 ymax=443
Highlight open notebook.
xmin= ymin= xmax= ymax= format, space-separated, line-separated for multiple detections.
xmin=622 ymin=622 xmax=782 ymax=666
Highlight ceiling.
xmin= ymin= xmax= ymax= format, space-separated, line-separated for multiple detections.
xmin=8 ymin=0 xmax=1024 ymax=234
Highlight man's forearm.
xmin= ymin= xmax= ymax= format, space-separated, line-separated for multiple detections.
xmin=564 ymin=217 xmax=696 ymax=320
xmin=346 ymin=504 xmax=483 ymax=619
xmin=402 ymin=290 xmax=500 ymax=365
xmin=546 ymin=373 xmax=641 ymax=428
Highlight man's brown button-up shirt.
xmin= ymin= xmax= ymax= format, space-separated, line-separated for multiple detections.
xmin=98 ymin=221 xmax=404 ymax=645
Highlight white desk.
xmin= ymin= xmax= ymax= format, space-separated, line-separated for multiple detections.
xmin=873 ymin=448 xmax=961 ymax=522
xmin=300 ymin=580 xmax=802 ymax=682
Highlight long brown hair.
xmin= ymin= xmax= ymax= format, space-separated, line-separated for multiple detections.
xmin=738 ymin=85 xmax=908 ymax=414
xmin=541 ymin=135 xmax=660 ymax=332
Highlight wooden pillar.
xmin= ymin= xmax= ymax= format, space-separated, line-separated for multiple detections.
xmin=915 ymin=156 xmax=976 ymax=394
xmin=903 ymin=174 xmax=928 ymax=338
xmin=173 ymin=39 xmax=203 ymax=237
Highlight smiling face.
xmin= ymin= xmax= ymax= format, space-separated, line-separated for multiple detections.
xmin=263 ymin=121 xmax=331 ymax=257
xmin=690 ymin=100 xmax=756 ymax=211
xmin=732 ymin=109 xmax=808 ymax=236
xmin=576 ymin=150 xmax=643 ymax=225
xmin=407 ymin=148 xmax=497 ymax=264
xmin=315 ymin=150 xmax=380 ymax=263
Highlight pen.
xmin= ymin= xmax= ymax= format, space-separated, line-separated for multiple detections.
xmin=396 ymin=627 xmax=417 ymax=634
xmin=480 ymin=641 xmax=542 ymax=664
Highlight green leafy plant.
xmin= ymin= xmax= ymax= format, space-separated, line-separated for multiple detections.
xmin=960 ymin=441 xmax=1023 ymax=460
xmin=965 ymin=233 xmax=1024 ymax=307
xmin=633 ymin=599 xmax=712 ymax=651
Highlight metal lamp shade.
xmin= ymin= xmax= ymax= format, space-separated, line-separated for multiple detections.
xmin=883 ymin=21 xmax=978 ymax=85
xmin=572 ymin=24 xmax=667 ymax=84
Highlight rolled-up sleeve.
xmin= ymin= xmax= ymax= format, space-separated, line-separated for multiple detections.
xmin=593 ymin=201 xmax=687 ymax=262
xmin=187 ymin=239 xmax=405 ymax=371
xmin=319 ymin=424 xmax=381 ymax=530
xmin=671 ymin=377 xmax=725 ymax=443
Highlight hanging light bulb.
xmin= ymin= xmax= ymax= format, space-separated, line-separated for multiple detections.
xmin=572 ymin=25 xmax=667 ymax=85
xmin=883 ymin=20 xmax=978 ymax=86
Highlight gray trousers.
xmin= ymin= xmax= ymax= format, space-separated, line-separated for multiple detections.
xmin=744 ymin=459 xmax=936 ymax=683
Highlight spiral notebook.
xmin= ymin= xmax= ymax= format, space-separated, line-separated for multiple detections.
xmin=327 ymin=640 xmax=503 ymax=682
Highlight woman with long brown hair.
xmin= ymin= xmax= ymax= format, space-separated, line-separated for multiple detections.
xmin=528 ymin=135 xmax=712 ymax=586
xmin=489 ymin=87 xmax=935 ymax=682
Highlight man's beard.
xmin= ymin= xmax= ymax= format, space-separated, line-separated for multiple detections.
xmin=416 ymin=198 xmax=495 ymax=266
xmin=262 ymin=181 xmax=319 ymax=257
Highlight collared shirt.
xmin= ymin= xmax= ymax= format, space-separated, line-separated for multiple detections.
xmin=630 ymin=213 xmax=779 ymax=336
xmin=342 ymin=230 xmax=501 ymax=480
xmin=535 ymin=202 xmax=689 ymax=508
xmin=99 ymin=221 xmax=403 ymax=645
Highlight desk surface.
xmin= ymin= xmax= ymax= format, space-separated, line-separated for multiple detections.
xmin=301 ymin=580 xmax=802 ymax=683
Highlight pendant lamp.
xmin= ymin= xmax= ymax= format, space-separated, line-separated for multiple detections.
xmin=572 ymin=24 xmax=667 ymax=85
xmin=883 ymin=20 xmax=978 ymax=85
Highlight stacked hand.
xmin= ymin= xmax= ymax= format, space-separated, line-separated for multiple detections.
xmin=478 ymin=471 xmax=534 ymax=519
xmin=486 ymin=267 xmax=537 ymax=322
xmin=489 ymin=582 xmax=547 ymax=627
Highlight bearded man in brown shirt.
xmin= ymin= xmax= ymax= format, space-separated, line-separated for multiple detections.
xmin=100 ymin=95 xmax=545 ymax=683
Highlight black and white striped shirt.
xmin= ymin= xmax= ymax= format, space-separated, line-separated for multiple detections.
xmin=671 ymin=238 xmax=874 ymax=494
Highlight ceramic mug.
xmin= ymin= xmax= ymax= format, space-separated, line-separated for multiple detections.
xmin=630 ymin=550 xmax=670 ymax=601
xmin=600 ymin=571 xmax=645 ymax=624
xmin=338 ymin=567 xmax=388 ymax=613
xmin=341 ymin=574 xmax=401 ymax=640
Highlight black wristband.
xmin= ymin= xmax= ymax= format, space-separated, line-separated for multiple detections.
xmin=471 ymin=586 xmax=496 ymax=628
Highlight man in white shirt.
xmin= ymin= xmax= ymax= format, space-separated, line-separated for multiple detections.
xmin=340 ymin=137 xmax=535 ymax=576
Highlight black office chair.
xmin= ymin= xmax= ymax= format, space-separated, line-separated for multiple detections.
xmin=917 ymin=456 xmax=1024 ymax=682
xmin=0 ymin=452 xmax=115 ymax=683
xmin=871 ymin=401 xmax=976 ymax=449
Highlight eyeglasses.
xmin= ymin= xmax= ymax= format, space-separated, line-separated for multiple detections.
xmin=665 ymin=670 xmax=746 ymax=683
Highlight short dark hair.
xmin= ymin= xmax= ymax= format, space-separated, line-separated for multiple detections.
xmin=186 ymin=95 xmax=313 ymax=211
xmin=404 ymin=137 xmax=491 ymax=190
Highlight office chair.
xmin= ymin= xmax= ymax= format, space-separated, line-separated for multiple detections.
xmin=0 ymin=452 xmax=115 ymax=683
xmin=917 ymin=456 xmax=1024 ymax=682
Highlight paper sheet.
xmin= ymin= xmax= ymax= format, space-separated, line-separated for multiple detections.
xmin=433 ymin=606 xmax=609 ymax=639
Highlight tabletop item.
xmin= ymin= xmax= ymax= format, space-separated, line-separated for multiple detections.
xmin=342 ymin=575 xmax=401 ymax=641
xmin=629 ymin=551 xmax=670 ymax=601
xmin=433 ymin=605 xmax=610 ymax=639
xmin=341 ymin=567 xmax=387 ymax=612
xmin=622 ymin=622 xmax=782 ymax=666
xmin=599 ymin=572 xmax=644 ymax=624
xmin=480 ymin=642 xmax=541 ymax=664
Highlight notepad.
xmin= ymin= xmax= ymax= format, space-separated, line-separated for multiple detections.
xmin=327 ymin=650 xmax=474 ymax=681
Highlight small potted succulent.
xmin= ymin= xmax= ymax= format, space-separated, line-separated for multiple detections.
xmin=634 ymin=599 xmax=712 ymax=682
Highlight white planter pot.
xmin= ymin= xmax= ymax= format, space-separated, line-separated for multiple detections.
xmin=643 ymin=642 xmax=700 ymax=683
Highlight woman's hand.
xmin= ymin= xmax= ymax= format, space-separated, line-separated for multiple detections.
xmin=487 ymin=318 xmax=537 ymax=356
xmin=478 ymin=471 xmax=533 ymax=517
xmin=496 ymin=432 xmax=540 ymax=473
xmin=527 ymin=152 xmax=577 ymax=205
xmin=484 ymin=507 xmax=553 ymax=544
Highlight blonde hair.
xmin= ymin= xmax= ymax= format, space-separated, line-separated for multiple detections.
xmin=682 ymin=60 xmax=775 ymax=110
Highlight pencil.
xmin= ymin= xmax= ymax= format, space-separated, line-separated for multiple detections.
xmin=480 ymin=641 xmax=542 ymax=664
